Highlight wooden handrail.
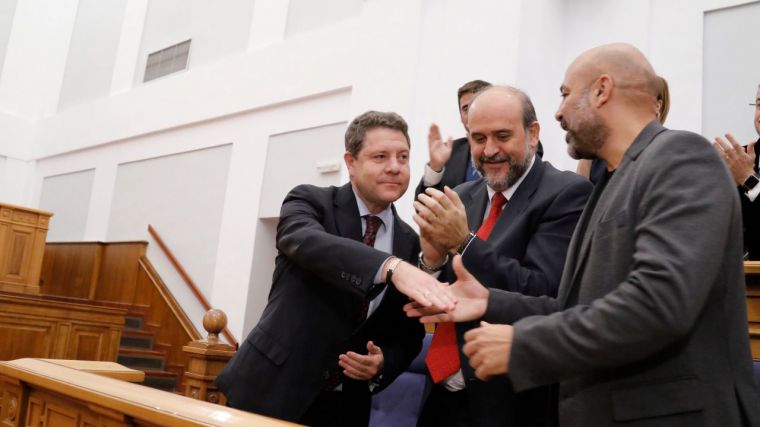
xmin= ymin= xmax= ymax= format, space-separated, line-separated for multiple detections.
xmin=138 ymin=257 xmax=202 ymax=341
xmin=147 ymin=225 xmax=238 ymax=348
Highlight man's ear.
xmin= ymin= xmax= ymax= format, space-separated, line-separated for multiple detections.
xmin=343 ymin=152 xmax=355 ymax=177
xmin=594 ymin=74 xmax=612 ymax=107
xmin=528 ymin=121 xmax=540 ymax=148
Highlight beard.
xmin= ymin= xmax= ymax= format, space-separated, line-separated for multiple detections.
xmin=474 ymin=138 xmax=533 ymax=192
xmin=563 ymin=92 xmax=609 ymax=160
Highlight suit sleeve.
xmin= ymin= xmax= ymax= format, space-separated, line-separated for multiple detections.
xmin=460 ymin=178 xmax=592 ymax=297
xmin=507 ymin=135 xmax=739 ymax=391
xmin=276 ymin=185 xmax=390 ymax=298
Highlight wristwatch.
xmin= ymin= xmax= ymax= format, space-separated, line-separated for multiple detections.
xmin=740 ymin=173 xmax=759 ymax=193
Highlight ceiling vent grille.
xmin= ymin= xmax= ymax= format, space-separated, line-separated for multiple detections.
xmin=143 ymin=39 xmax=191 ymax=82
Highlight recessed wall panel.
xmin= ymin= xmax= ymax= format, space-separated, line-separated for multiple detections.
xmin=39 ymin=169 xmax=95 ymax=241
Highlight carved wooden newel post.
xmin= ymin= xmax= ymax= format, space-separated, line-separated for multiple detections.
xmin=183 ymin=309 xmax=236 ymax=405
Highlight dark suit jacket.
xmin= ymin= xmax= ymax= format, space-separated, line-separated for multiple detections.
xmin=215 ymin=183 xmax=424 ymax=423
xmin=422 ymin=159 xmax=592 ymax=427
xmin=484 ymin=121 xmax=760 ymax=426
xmin=741 ymin=138 xmax=760 ymax=260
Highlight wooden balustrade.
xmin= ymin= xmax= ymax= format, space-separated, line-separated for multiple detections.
xmin=0 ymin=358 xmax=297 ymax=426
xmin=40 ymin=241 xmax=202 ymax=389
xmin=745 ymin=261 xmax=760 ymax=359
xmin=0 ymin=292 xmax=124 ymax=362
xmin=183 ymin=309 xmax=236 ymax=404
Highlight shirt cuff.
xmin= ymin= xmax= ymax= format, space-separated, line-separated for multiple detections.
xmin=423 ymin=163 xmax=444 ymax=187
xmin=747 ymin=183 xmax=760 ymax=202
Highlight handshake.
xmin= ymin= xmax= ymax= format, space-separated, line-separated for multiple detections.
xmin=393 ymin=255 xmax=513 ymax=380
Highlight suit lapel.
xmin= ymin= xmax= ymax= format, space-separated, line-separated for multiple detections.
xmin=559 ymin=121 xmax=667 ymax=306
xmin=335 ymin=183 xmax=362 ymax=241
xmin=461 ymin=180 xmax=489 ymax=230
xmin=489 ymin=158 xmax=543 ymax=237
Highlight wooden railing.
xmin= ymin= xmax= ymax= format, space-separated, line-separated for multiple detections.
xmin=745 ymin=261 xmax=760 ymax=359
xmin=0 ymin=358 xmax=297 ymax=426
xmin=148 ymin=225 xmax=238 ymax=348
xmin=40 ymin=241 xmax=202 ymax=388
xmin=0 ymin=291 xmax=124 ymax=362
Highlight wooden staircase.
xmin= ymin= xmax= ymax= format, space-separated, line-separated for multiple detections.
xmin=118 ymin=315 xmax=179 ymax=392
xmin=38 ymin=241 xmax=205 ymax=393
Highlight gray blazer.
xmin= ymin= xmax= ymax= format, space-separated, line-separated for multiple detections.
xmin=483 ymin=121 xmax=760 ymax=426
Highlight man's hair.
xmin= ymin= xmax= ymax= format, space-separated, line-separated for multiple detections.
xmin=345 ymin=111 xmax=410 ymax=157
xmin=457 ymin=80 xmax=492 ymax=107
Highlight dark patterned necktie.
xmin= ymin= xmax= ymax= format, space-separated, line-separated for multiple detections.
xmin=426 ymin=192 xmax=507 ymax=383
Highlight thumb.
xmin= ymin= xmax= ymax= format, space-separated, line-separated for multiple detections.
xmin=452 ymin=255 xmax=475 ymax=282
xmin=367 ymin=341 xmax=382 ymax=354
xmin=748 ymin=141 xmax=756 ymax=157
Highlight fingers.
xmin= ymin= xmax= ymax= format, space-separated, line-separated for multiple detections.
xmin=443 ymin=186 xmax=466 ymax=211
xmin=725 ymin=133 xmax=742 ymax=150
xmin=403 ymin=302 xmax=452 ymax=323
xmin=423 ymin=187 xmax=455 ymax=211
xmin=428 ymin=123 xmax=442 ymax=144
xmin=749 ymin=141 xmax=756 ymax=158
xmin=339 ymin=351 xmax=376 ymax=380
xmin=367 ymin=341 xmax=382 ymax=355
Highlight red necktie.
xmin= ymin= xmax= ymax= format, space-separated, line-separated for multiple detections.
xmin=425 ymin=192 xmax=507 ymax=383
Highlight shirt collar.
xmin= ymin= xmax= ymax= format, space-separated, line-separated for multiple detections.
xmin=486 ymin=154 xmax=536 ymax=202
xmin=352 ymin=185 xmax=394 ymax=226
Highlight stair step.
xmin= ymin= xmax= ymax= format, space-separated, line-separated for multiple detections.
xmin=118 ymin=350 xmax=166 ymax=371
xmin=124 ymin=316 xmax=143 ymax=330
xmin=120 ymin=335 xmax=153 ymax=350
xmin=141 ymin=370 xmax=178 ymax=392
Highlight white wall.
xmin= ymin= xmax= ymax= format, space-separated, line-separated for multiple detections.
xmin=702 ymin=1 xmax=760 ymax=144
xmin=0 ymin=0 xmax=18 ymax=79
xmin=58 ymin=0 xmax=126 ymax=111
xmin=39 ymin=169 xmax=94 ymax=241
xmin=134 ymin=0 xmax=255 ymax=85
xmin=0 ymin=0 xmax=753 ymax=340
xmin=107 ymin=145 xmax=232 ymax=298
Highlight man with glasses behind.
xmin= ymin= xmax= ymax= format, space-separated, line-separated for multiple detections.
xmin=714 ymin=84 xmax=760 ymax=259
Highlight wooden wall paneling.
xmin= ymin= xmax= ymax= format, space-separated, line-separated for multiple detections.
xmin=39 ymin=243 xmax=103 ymax=300
xmin=94 ymin=243 xmax=147 ymax=304
xmin=0 ymin=375 xmax=26 ymax=427
xmin=67 ymin=326 xmax=106 ymax=361
xmin=746 ymin=262 xmax=760 ymax=360
xmin=0 ymin=204 xmax=52 ymax=295
xmin=0 ymin=294 xmax=124 ymax=362
xmin=0 ymin=316 xmax=55 ymax=361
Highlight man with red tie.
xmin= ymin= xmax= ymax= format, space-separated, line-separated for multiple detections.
xmin=413 ymin=86 xmax=592 ymax=427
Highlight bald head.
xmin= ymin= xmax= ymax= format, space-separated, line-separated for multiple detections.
xmin=568 ymin=43 xmax=659 ymax=108
xmin=468 ymin=86 xmax=537 ymax=131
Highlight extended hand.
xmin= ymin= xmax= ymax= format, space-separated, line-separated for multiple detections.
xmin=404 ymin=255 xmax=488 ymax=323
xmin=339 ymin=341 xmax=384 ymax=380
xmin=428 ymin=123 xmax=454 ymax=172
xmin=390 ymin=261 xmax=457 ymax=312
xmin=413 ymin=186 xmax=470 ymax=253
xmin=714 ymin=134 xmax=756 ymax=185
xmin=463 ymin=321 xmax=513 ymax=380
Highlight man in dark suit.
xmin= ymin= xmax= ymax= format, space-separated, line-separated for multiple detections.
xmin=215 ymin=111 xmax=455 ymax=426
xmin=714 ymin=84 xmax=760 ymax=260
xmin=407 ymin=43 xmax=760 ymax=427
xmin=412 ymin=86 xmax=592 ymax=426
xmin=416 ymin=80 xmax=492 ymax=196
